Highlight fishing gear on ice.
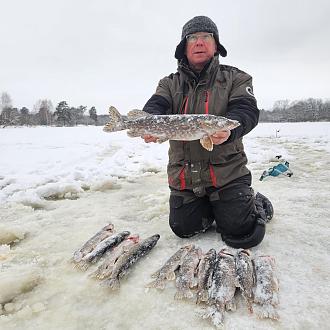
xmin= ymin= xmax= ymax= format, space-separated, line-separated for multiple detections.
xmin=259 ymin=155 xmax=293 ymax=181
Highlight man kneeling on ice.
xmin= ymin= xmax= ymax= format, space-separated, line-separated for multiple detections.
xmin=142 ymin=16 xmax=273 ymax=248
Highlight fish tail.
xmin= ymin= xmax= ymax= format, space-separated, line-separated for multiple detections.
xmin=225 ymin=300 xmax=236 ymax=312
xmin=74 ymin=260 xmax=90 ymax=271
xmin=103 ymin=106 xmax=126 ymax=132
xmin=72 ymin=252 xmax=83 ymax=263
xmin=243 ymin=295 xmax=254 ymax=313
xmin=174 ymin=288 xmax=194 ymax=300
xmin=201 ymin=305 xmax=225 ymax=328
xmin=88 ymin=270 xmax=98 ymax=279
xmin=254 ymin=303 xmax=279 ymax=320
xmin=102 ymin=277 xmax=120 ymax=290
xmin=94 ymin=273 xmax=105 ymax=280
xmin=150 ymin=270 xmax=160 ymax=279
xmin=166 ymin=271 xmax=176 ymax=281
xmin=89 ymin=268 xmax=104 ymax=279
xmin=92 ymin=265 xmax=113 ymax=280
xmin=196 ymin=289 xmax=209 ymax=304
xmin=145 ymin=278 xmax=166 ymax=290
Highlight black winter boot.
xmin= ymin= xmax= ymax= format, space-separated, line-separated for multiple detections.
xmin=255 ymin=192 xmax=274 ymax=222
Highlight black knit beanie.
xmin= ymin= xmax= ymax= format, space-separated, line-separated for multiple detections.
xmin=175 ymin=16 xmax=227 ymax=60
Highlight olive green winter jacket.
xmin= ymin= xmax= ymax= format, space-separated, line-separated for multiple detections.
xmin=143 ymin=56 xmax=259 ymax=191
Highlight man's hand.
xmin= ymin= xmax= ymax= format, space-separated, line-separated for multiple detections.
xmin=211 ymin=130 xmax=231 ymax=145
xmin=142 ymin=134 xmax=158 ymax=143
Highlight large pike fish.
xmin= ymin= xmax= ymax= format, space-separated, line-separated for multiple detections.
xmin=103 ymin=106 xmax=240 ymax=151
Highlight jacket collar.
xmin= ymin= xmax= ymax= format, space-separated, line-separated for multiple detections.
xmin=178 ymin=56 xmax=219 ymax=82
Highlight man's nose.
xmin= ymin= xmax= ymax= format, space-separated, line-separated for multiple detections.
xmin=195 ymin=37 xmax=205 ymax=45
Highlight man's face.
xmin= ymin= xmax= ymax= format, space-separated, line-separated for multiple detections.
xmin=185 ymin=32 xmax=217 ymax=71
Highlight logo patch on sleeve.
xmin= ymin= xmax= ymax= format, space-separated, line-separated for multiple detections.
xmin=246 ymin=86 xmax=255 ymax=97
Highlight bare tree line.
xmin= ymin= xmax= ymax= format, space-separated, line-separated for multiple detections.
xmin=259 ymin=98 xmax=330 ymax=122
xmin=0 ymin=92 xmax=109 ymax=127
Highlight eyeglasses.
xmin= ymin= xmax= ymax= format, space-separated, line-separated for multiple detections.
xmin=186 ymin=33 xmax=214 ymax=43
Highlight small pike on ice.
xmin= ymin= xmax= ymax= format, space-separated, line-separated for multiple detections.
xmin=103 ymin=106 xmax=240 ymax=151
xmin=174 ymin=246 xmax=202 ymax=300
xmin=203 ymin=249 xmax=237 ymax=328
xmin=102 ymin=234 xmax=160 ymax=291
xmin=235 ymin=249 xmax=255 ymax=313
xmin=90 ymin=234 xmax=140 ymax=280
xmin=196 ymin=248 xmax=217 ymax=304
xmin=146 ymin=244 xmax=194 ymax=290
xmin=253 ymin=255 xmax=280 ymax=320
xmin=73 ymin=223 xmax=114 ymax=263
xmin=75 ymin=231 xmax=130 ymax=270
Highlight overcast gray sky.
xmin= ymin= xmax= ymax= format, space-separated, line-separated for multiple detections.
xmin=1 ymin=0 xmax=330 ymax=113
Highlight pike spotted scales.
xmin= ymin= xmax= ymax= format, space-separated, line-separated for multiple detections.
xmin=102 ymin=234 xmax=160 ymax=291
xmin=196 ymin=248 xmax=217 ymax=304
xmin=72 ymin=224 xmax=114 ymax=263
xmin=204 ymin=249 xmax=237 ymax=327
xmin=235 ymin=249 xmax=255 ymax=313
xmin=146 ymin=244 xmax=194 ymax=290
xmin=253 ymin=255 xmax=280 ymax=320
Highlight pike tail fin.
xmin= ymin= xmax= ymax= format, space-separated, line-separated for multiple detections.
xmin=73 ymin=260 xmax=90 ymax=271
xmin=166 ymin=271 xmax=176 ymax=281
xmin=145 ymin=278 xmax=166 ymax=290
xmin=91 ymin=265 xmax=114 ymax=280
xmin=103 ymin=106 xmax=126 ymax=132
xmin=202 ymin=305 xmax=225 ymax=328
xmin=174 ymin=288 xmax=194 ymax=300
xmin=102 ymin=277 xmax=120 ymax=291
xmin=196 ymin=289 xmax=209 ymax=304
xmin=254 ymin=303 xmax=279 ymax=320
xmin=72 ymin=252 xmax=83 ymax=263
xmin=150 ymin=270 xmax=161 ymax=279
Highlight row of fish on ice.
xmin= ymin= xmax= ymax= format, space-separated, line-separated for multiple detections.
xmin=72 ymin=224 xmax=279 ymax=327
xmin=146 ymin=245 xmax=279 ymax=328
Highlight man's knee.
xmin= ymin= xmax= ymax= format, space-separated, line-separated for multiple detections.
xmin=169 ymin=191 xmax=213 ymax=238
xmin=169 ymin=215 xmax=214 ymax=238
xmin=211 ymin=183 xmax=266 ymax=248
xmin=212 ymin=184 xmax=255 ymax=237
xmin=221 ymin=218 xmax=266 ymax=249
xmin=169 ymin=221 xmax=195 ymax=238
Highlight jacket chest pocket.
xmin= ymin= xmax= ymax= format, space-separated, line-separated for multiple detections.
xmin=172 ymin=91 xmax=185 ymax=114
xmin=208 ymin=83 xmax=230 ymax=116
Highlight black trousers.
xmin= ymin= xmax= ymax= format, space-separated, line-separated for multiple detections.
xmin=169 ymin=174 xmax=265 ymax=248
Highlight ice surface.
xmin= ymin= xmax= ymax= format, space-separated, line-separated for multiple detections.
xmin=0 ymin=122 xmax=330 ymax=329
xmin=0 ymin=269 xmax=41 ymax=304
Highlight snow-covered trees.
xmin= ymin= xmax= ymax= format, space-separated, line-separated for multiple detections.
xmin=259 ymin=98 xmax=330 ymax=122
xmin=34 ymin=99 xmax=54 ymax=125
xmin=53 ymin=101 xmax=71 ymax=126
xmin=0 ymin=92 xmax=19 ymax=126
xmin=1 ymin=90 xmax=328 ymax=126
xmin=89 ymin=106 xmax=98 ymax=124
xmin=0 ymin=92 xmax=109 ymax=127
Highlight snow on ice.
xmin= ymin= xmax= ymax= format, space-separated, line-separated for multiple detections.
xmin=0 ymin=122 xmax=330 ymax=329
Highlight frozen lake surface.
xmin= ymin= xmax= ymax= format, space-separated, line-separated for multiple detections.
xmin=0 ymin=123 xmax=330 ymax=329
